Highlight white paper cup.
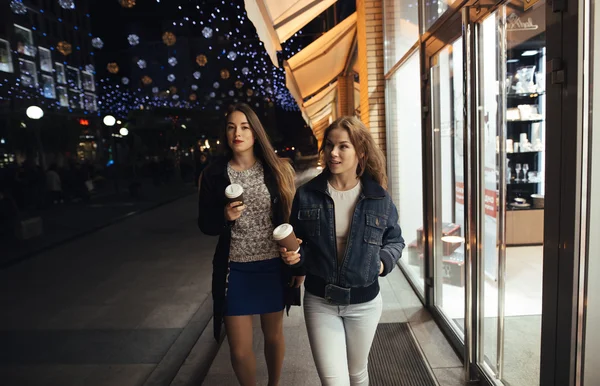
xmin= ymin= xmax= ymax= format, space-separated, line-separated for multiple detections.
xmin=225 ymin=184 xmax=244 ymax=206
xmin=273 ymin=223 xmax=300 ymax=253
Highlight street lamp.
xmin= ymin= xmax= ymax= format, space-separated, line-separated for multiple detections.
xmin=103 ymin=115 xmax=116 ymax=127
xmin=104 ymin=115 xmax=119 ymax=194
xmin=26 ymin=106 xmax=46 ymax=168
xmin=26 ymin=105 xmax=44 ymax=120
xmin=119 ymin=127 xmax=129 ymax=136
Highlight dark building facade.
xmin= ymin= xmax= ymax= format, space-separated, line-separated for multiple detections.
xmin=0 ymin=0 xmax=100 ymax=168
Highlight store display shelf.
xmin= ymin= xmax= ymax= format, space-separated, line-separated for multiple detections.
xmin=507 ymin=151 xmax=544 ymax=155
xmin=507 ymin=180 xmax=541 ymax=185
xmin=507 ymin=119 xmax=544 ymax=123
xmin=507 ymin=206 xmax=544 ymax=211
xmin=507 ymin=92 xmax=545 ymax=98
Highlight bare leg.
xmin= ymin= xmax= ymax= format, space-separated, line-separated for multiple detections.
xmin=224 ymin=315 xmax=256 ymax=386
xmin=260 ymin=310 xmax=285 ymax=386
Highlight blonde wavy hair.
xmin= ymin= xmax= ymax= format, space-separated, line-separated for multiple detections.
xmin=224 ymin=103 xmax=296 ymax=222
xmin=320 ymin=116 xmax=388 ymax=189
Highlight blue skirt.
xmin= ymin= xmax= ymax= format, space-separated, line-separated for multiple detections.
xmin=224 ymin=257 xmax=286 ymax=316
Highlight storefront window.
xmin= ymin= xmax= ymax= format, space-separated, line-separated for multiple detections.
xmin=422 ymin=0 xmax=452 ymax=32
xmin=82 ymin=71 xmax=95 ymax=92
xmin=56 ymin=63 xmax=66 ymax=84
xmin=83 ymin=93 xmax=97 ymax=112
xmin=18 ymin=59 xmax=38 ymax=88
xmin=57 ymin=86 xmax=68 ymax=107
xmin=431 ymin=38 xmax=465 ymax=336
xmin=41 ymin=75 xmax=56 ymax=99
xmin=68 ymin=89 xmax=82 ymax=109
xmin=0 ymin=39 xmax=13 ymax=73
xmin=66 ymin=66 xmax=81 ymax=89
xmin=386 ymin=51 xmax=425 ymax=295
xmin=383 ymin=0 xmax=419 ymax=73
xmin=477 ymin=3 xmax=545 ymax=384
xmin=582 ymin=0 xmax=600 ymax=381
xmin=14 ymin=25 xmax=36 ymax=57
xmin=39 ymin=47 xmax=52 ymax=72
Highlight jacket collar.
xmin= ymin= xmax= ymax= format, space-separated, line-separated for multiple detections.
xmin=304 ymin=170 xmax=386 ymax=198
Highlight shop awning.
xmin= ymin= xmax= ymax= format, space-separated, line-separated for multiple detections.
xmin=312 ymin=115 xmax=331 ymax=149
xmin=244 ymin=0 xmax=338 ymax=67
xmin=303 ymin=81 xmax=337 ymax=127
xmin=284 ymin=12 xmax=357 ymax=102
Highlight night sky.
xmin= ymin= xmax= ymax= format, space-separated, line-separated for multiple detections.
xmin=85 ymin=0 xmax=355 ymax=152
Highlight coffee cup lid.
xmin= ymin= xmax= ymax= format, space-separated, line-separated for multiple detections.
xmin=273 ymin=223 xmax=293 ymax=240
xmin=225 ymin=184 xmax=244 ymax=198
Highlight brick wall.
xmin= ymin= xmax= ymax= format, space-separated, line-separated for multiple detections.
xmin=356 ymin=0 xmax=386 ymax=153
xmin=337 ymin=75 xmax=355 ymax=117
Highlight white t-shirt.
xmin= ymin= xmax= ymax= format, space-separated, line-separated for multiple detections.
xmin=327 ymin=181 xmax=362 ymax=262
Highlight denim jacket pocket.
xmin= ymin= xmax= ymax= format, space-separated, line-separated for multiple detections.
xmin=298 ymin=208 xmax=320 ymax=237
xmin=362 ymin=213 xmax=386 ymax=282
xmin=364 ymin=213 xmax=385 ymax=245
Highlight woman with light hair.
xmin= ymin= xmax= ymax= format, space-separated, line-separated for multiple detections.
xmin=280 ymin=116 xmax=405 ymax=385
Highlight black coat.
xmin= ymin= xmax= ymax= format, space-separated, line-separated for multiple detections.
xmin=197 ymin=157 xmax=304 ymax=340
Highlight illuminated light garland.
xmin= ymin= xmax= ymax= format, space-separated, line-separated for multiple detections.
xmin=196 ymin=54 xmax=207 ymax=66
xmin=34 ymin=0 xmax=307 ymax=117
xmin=57 ymin=41 xmax=72 ymax=55
xmin=141 ymin=76 xmax=153 ymax=85
xmin=162 ymin=32 xmax=176 ymax=46
xmin=128 ymin=34 xmax=140 ymax=46
xmin=10 ymin=1 xmax=27 ymax=15
xmin=58 ymin=0 xmax=76 ymax=10
xmin=119 ymin=0 xmax=135 ymax=8
xmin=92 ymin=37 xmax=104 ymax=49
xmin=107 ymin=62 xmax=119 ymax=74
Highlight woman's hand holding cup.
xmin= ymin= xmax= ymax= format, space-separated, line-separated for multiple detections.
xmin=224 ymin=184 xmax=245 ymax=221
xmin=273 ymin=223 xmax=302 ymax=265
xmin=225 ymin=201 xmax=246 ymax=221
xmin=279 ymin=238 xmax=302 ymax=265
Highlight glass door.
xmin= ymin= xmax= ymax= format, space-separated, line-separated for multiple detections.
xmin=431 ymin=37 xmax=466 ymax=338
xmin=474 ymin=1 xmax=546 ymax=384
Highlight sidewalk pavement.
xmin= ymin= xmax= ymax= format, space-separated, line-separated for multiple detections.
xmin=199 ymin=269 xmax=466 ymax=386
xmin=0 ymin=195 xmax=216 ymax=386
xmin=1 ymin=179 xmax=197 ymax=269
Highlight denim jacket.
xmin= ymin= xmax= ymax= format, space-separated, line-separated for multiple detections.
xmin=291 ymin=171 xmax=405 ymax=305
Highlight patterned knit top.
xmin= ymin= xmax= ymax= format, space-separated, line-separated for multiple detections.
xmin=227 ymin=161 xmax=280 ymax=263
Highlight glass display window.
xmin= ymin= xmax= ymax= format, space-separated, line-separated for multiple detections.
xmin=14 ymin=24 xmax=36 ymax=57
xmin=41 ymin=74 xmax=56 ymax=99
xmin=0 ymin=39 xmax=14 ymax=73
xmin=39 ymin=47 xmax=52 ymax=72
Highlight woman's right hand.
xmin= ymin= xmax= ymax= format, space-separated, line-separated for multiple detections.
xmin=280 ymin=238 xmax=302 ymax=265
xmin=224 ymin=201 xmax=246 ymax=221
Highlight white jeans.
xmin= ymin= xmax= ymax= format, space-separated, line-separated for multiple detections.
xmin=303 ymin=291 xmax=383 ymax=386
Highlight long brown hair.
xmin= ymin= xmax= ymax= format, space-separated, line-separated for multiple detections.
xmin=319 ymin=116 xmax=388 ymax=189
xmin=224 ymin=103 xmax=295 ymax=221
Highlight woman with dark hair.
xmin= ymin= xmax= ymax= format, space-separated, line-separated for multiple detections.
xmin=280 ymin=116 xmax=405 ymax=385
xmin=198 ymin=103 xmax=303 ymax=386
